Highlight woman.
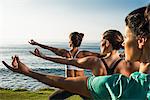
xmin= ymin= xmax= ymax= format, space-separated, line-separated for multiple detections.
xmin=29 ymin=32 xmax=88 ymax=99
xmin=29 ymin=32 xmax=105 ymax=99
xmin=29 ymin=32 xmax=85 ymax=77
xmin=2 ymin=5 xmax=150 ymax=99
xmin=30 ymin=29 xmax=139 ymax=77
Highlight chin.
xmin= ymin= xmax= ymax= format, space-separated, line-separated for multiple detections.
xmin=125 ymin=56 xmax=133 ymax=62
xmin=125 ymin=56 xmax=139 ymax=62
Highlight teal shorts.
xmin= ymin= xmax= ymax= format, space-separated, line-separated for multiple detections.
xmin=87 ymin=72 xmax=150 ymax=100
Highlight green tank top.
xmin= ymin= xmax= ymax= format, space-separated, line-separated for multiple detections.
xmin=87 ymin=72 xmax=150 ymax=100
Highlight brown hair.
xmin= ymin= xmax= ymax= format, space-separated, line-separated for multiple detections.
xmin=69 ymin=32 xmax=84 ymax=47
xmin=125 ymin=4 xmax=150 ymax=37
xmin=103 ymin=30 xmax=124 ymax=50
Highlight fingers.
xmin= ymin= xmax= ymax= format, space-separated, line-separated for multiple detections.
xmin=34 ymin=48 xmax=37 ymax=52
xmin=28 ymin=39 xmax=34 ymax=44
xmin=30 ymin=48 xmax=43 ymax=58
xmin=11 ymin=55 xmax=19 ymax=68
xmin=28 ymin=41 xmax=31 ymax=44
xmin=35 ymin=48 xmax=39 ymax=53
xmin=12 ymin=56 xmax=14 ymax=60
xmin=14 ymin=55 xmax=19 ymax=61
xmin=2 ymin=61 xmax=16 ymax=71
xmin=12 ymin=55 xmax=20 ymax=62
xmin=29 ymin=51 xmax=36 ymax=56
xmin=29 ymin=50 xmax=39 ymax=57
xmin=35 ymin=48 xmax=38 ymax=51
xmin=28 ymin=39 xmax=32 ymax=43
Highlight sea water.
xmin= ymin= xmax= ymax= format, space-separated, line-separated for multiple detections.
xmin=0 ymin=42 xmax=99 ymax=90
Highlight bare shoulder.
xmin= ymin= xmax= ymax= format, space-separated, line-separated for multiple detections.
xmin=76 ymin=50 xmax=86 ymax=58
xmin=86 ymin=56 xmax=100 ymax=62
xmin=58 ymin=49 xmax=70 ymax=57
xmin=86 ymin=56 xmax=103 ymax=68
xmin=119 ymin=60 xmax=128 ymax=66
xmin=118 ymin=60 xmax=140 ymax=69
xmin=116 ymin=60 xmax=140 ymax=76
xmin=59 ymin=48 xmax=69 ymax=53
xmin=117 ymin=60 xmax=136 ymax=70
xmin=77 ymin=56 xmax=101 ymax=66
xmin=77 ymin=50 xmax=100 ymax=58
xmin=76 ymin=56 xmax=107 ymax=74
xmin=114 ymin=59 xmax=128 ymax=70
xmin=127 ymin=61 xmax=140 ymax=70
xmin=85 ymin=57 xmax=106 ymax=74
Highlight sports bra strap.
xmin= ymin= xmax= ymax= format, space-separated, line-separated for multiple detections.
xmin=101 ymin=58 xmax=123 ymax=75
xmin=69 ymin=50 xmax=80 ymax=58
xmin=111 ymin=58 xmax=122 ymax=73
xmin=101 ymin=58 xmax=109 ymax=70
xmin=74 ymin=50 xmax=80 ymax=58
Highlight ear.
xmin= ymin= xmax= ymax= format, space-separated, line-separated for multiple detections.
xmin=105 ymin=40 xmax=110 ymax=47
xmin=138 ymin=37 xmax=147 ymax=49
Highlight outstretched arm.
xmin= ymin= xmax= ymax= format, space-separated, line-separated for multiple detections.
xmin=78 ymin=50 xmax=106 ymax=58
xmin=2 ymin=56 xmax=90 ymax=97
xmin=29 ymin=40 xmax=70 ymax=57
xmin=30 ymin=48 xmax=100 ymax=70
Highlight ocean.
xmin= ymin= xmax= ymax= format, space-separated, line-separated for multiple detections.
xmin=0 ymin=42 xmax=99 ymax=91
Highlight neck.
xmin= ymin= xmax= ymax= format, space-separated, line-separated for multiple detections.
xmin=70 ymin=47 xmax=78 ymax=54
xmin=111 ymin=50 xmax=119 ymax=56
xmin=104 ymin=50 xmax=120 ymax=59
xmin=140 ymin=50 xmax=150 ymax=63
xmin=139 ymin=62 xmax=150 ymax=74
xmin=140 ymin=39 xmax=150 ymax=63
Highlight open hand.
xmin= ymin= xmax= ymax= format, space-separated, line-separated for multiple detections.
xmin=30 ymin=48 xmax=45 ymax=58
xmin=2 ymin=56 xmax=31 ymax=75
xmin=29 ymin=39 xmax=38 ymax=45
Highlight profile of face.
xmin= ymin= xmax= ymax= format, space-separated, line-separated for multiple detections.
xmin=100 ymin=37 xmax=112 ymax=55
xmin=69 ymin=37 xmax=73 ymax=48
xmin=124 ymin=26 xmax=140 ymax=62
xmin=124 ymin=5 xmax=150 ymax=62
xmin=100 ymin=38 xmax=106 ymax=54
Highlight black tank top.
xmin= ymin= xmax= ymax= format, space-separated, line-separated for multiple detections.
xmin=101 ymin=58 xmax=122 ymax=75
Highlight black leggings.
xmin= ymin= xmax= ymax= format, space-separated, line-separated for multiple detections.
xmin=49 ymin=89 xmax=90 ymax=100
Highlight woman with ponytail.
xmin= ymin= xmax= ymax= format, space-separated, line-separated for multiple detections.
xmin=29 ymin=32 xmax=85 ymax=77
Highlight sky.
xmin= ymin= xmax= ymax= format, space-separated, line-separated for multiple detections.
xmin=0 ymin=0 xmax=149 ymax=45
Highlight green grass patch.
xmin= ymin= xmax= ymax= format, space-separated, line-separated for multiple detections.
xmin=13 ymin=88 xmax=28 ymax=92
xmin=0 ymin=88 xmax=82 ymax=100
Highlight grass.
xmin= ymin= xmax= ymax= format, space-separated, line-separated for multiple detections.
xmin=0 ymin=88 xmax=82 ymax=100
